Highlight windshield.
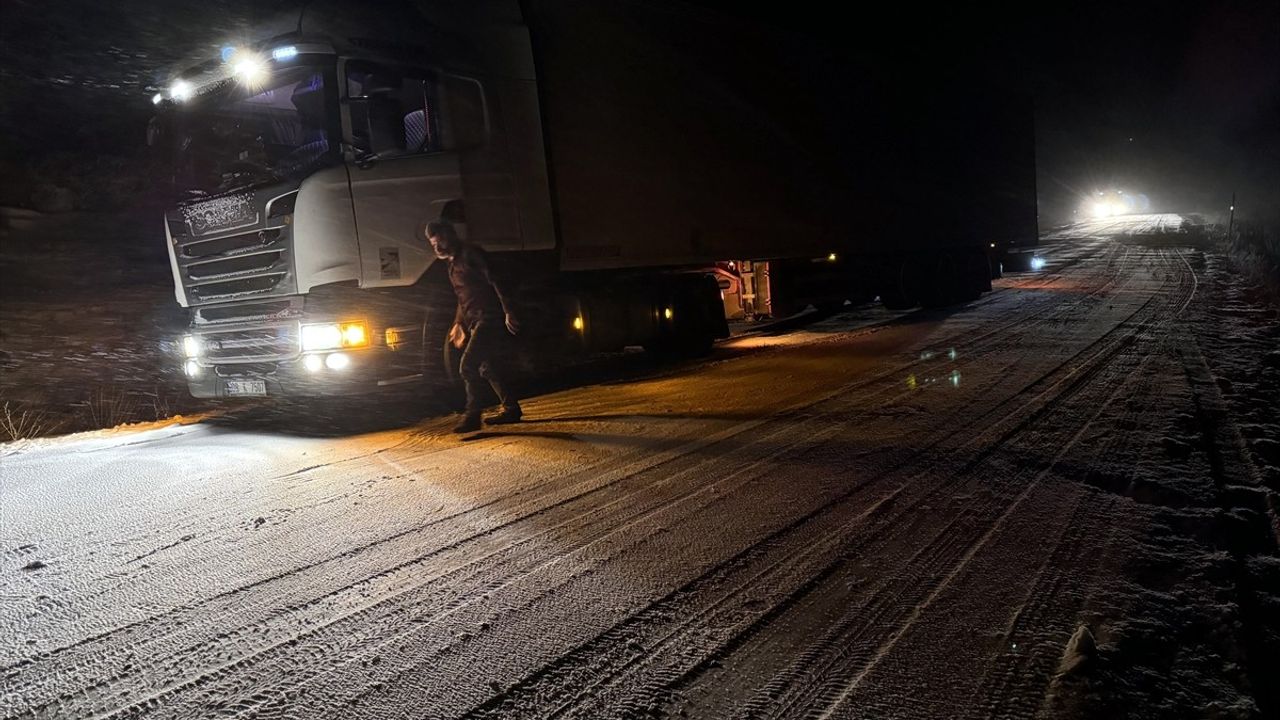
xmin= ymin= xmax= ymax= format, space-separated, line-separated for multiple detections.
xmin=153 ymin=63 xmax=336 ymax=197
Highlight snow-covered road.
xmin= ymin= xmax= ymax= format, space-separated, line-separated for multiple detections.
xmin=1042 ymin=212 xmax=1191 ymax=240
xmin=3 ymin=228 xmax=1276 ymax=718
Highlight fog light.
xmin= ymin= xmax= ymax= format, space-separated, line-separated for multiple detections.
xmin=184 ymin=360 xmax=201 ymax=377
xmin=303 ymin=354 xmax=324 ymax=372
xmin=325 ymin=353 xmax=350 ymax=370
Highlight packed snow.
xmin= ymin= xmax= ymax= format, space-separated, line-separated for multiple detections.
xmin=2 ymin=226 xmax=1278 ymax=719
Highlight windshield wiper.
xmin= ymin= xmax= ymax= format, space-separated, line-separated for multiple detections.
xmin=217 ymin=166 xmax=280 ymax=194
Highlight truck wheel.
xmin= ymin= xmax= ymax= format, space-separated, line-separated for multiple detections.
xmin=917 ymin=256 xmax=956 ymax=308
xmin=645 ymin=276 xmax=720 ymax=358
xmin=958 ymin=251 xmax=990 ymax=302
xmin=879 ymin=259 xmax=917 ymax=310
xmin=989 ymin=251 xmax=1004 ymax=279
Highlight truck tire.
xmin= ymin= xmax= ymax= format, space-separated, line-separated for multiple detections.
xmin=917 ymin=255 xmax=958 ymax=309
xmin=958 ymin=251 xmax=990 ymax=302
xmin=644 ymin=275 xmax=720 ymax=358
xmin=879 ymin=259 xmax=917 ymax=310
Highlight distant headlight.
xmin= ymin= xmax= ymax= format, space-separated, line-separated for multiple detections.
xmin=301 ymin=321 xmax=370 ymax=351
xmin=1030 ymin=257 xmax=1047 ymax=271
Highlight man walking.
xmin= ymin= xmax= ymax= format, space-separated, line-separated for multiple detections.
xmin=425 ymin=220 xmax=523 ymax=433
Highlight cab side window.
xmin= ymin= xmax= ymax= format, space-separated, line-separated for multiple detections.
xmin=345 ymin=62 xmax=440 ymax=156
xmin=439 ymin=73 xmax=487 ymax=150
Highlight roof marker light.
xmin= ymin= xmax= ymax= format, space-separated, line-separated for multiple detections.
xmin=169 ymin=80 xmax=193 ymax=101
xmin=233 ymin=55 xmax=266 ymax=86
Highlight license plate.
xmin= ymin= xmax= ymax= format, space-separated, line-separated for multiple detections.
xmin=225 ymin=380 xmax=267 ymax=397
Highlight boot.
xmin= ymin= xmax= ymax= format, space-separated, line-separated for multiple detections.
xmin=452 ymin=414 xmax=482 ymax=434
xmin=485 ymin=406 xmax=523 ymax=426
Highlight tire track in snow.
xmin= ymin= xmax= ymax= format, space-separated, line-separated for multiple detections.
xmin=455 ymin=249 xmax=1180 ymax=718
xmin=12 ymin=332 xmax=994 ymax=718
xmin=6 ymin=242 xmax=1137 ymax=715
xmin=3 ymin=237 xmax=1156 ymax=719
xmin=755 ymin=247 xmax=1196 ymax=719
xmin=128 ymin=311 xmax=1096 ymax=719
xmin=57 ymin=243 xmax=1141 ymax=712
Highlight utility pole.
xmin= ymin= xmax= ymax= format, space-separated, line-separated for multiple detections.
xmin=1227 ymin=191 xmax=1236 ymax=241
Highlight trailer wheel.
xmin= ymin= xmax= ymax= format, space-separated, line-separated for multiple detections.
xmin=644 ymin=276 xmax=720 ymax=358
xmin=958 ymin=251 xmax=990 ymax=302
xmin=917 ymin=255 xmax=958 ymax=309
xmin=879 ymin=258 xmax=918 ymax=310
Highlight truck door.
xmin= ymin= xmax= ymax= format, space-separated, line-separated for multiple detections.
xmin=343 ymin=60 xmax=463 ymax=288
xmin=344 ymin=61 xmax=522 ymax=288
xmin=439 ymin=72 xmax=525 ymax=254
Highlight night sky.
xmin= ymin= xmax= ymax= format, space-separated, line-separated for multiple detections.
xmin=1 ymin=0 xmax=1276 ymax=225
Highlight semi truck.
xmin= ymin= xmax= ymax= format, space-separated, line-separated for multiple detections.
xmin=150 ymin=0 xmax=1038 ymax=400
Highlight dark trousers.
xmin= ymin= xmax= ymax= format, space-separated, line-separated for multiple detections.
xmin=460 ymin=319 xmax=519 ymax=416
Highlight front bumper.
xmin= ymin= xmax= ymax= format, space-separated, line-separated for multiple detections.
xmin=184 ymin=347 xmax=419 ymax=399
xmin=178 ymin=289 xmax=429 ymax=399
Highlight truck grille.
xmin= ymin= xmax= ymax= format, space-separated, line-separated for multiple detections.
xmin=196 ymin=299 xmax=298 ymax=324
xmin=198 ymin=323 xmax=300 ymax=363
xmin=192 ymin=297 xmax=304 ymax=363
xmin=169 ymin=189 xmax=298 ymax=306
xmin=216 ymin=363 xmax=279 ymax=377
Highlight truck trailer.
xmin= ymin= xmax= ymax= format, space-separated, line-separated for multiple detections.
xmin=151 ymin=0 xmax=1038 ymax=400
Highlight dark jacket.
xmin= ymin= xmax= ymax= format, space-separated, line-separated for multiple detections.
xmin=448 ymin=243 xmax=512 ymax=326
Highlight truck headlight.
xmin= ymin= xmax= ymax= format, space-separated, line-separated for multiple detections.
xmin=182 ymin=335 xmax=202 ymax=358
xmin=301 ymin=321 xmax=370 ymax=351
